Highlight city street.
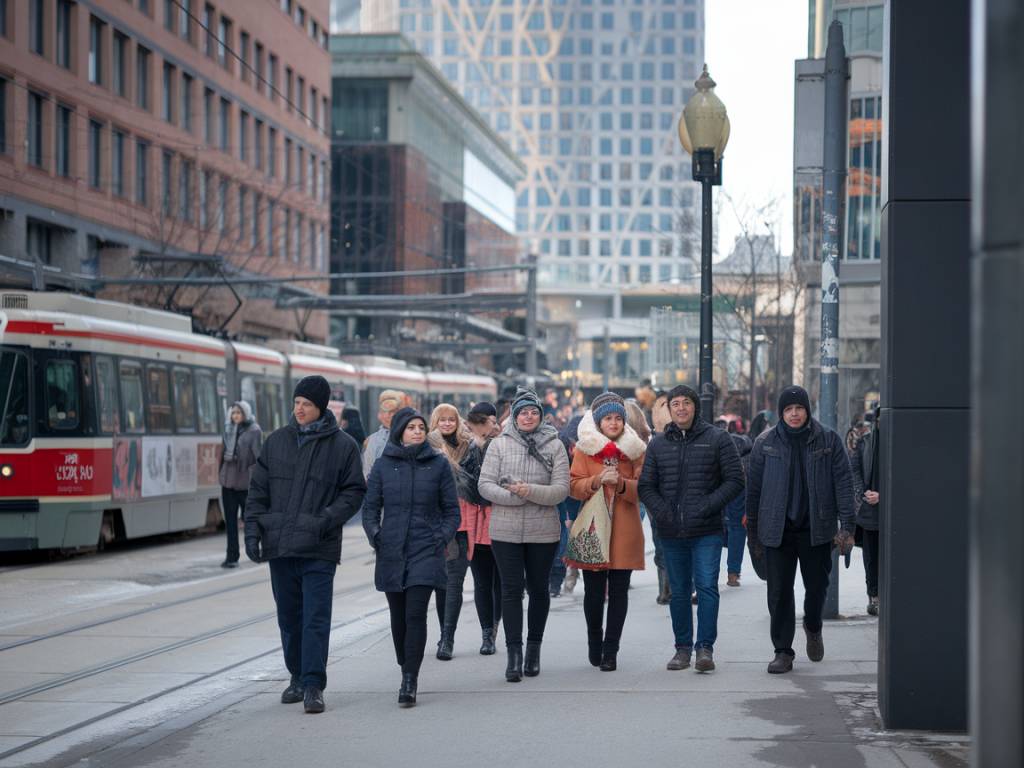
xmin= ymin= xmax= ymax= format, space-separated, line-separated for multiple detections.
xmin=0 ymin=528 xmax=967 ymax=768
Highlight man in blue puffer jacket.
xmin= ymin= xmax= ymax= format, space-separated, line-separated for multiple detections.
xmin=746 ymin=385 xmax=856 ymax=675
xmin=638 ymin=384 xmax=744 ymax=675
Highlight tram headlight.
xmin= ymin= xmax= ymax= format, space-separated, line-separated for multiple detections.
xmin=0 ymin=464 xmax=13 ymax=479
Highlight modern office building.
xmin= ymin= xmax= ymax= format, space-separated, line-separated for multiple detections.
xmin=355 ymin=0 xmax=706 ymax=372
xmin=329 ymin=34 xmax=525 ymax=372
xmin=793 ymin=0 xmax=882 ymax=429
xmin=0 ymin=0 xmax=332 ymax=341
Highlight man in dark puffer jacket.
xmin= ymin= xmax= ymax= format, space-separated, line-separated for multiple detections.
xmin=745 ymin=385 xmax=856 ymax=675
xmin=245 ymin=375 xmax=366 ymax=714
xmin=638 ymin=385 xmax=743 ymax=674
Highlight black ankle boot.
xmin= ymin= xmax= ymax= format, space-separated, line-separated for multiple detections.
xmin=436 ymin=628 xmax=454 ymax=661
xmin=480 ymin=627 xmax=496 ymax=655
xmin=398 ymin=673 xmax=418 ymax=707
xmin=524 ymin=641 xmax=541 ymax=677
xmin=600 ymin=642 xmax=618 ymax=671
xmin=505 ymin=645 xmax=523 ymax=682
xmin=587 ymin=631 xmax=603 ymax=667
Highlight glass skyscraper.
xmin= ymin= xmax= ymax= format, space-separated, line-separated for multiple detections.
xmin=357 ymin=0 xmax=706 ymax=296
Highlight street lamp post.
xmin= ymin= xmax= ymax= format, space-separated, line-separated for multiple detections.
xmin=678 ymin=65 xmax=730 ymax=419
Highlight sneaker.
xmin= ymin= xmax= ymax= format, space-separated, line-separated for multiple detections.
xmin=694 ymin=647 xmax=715 ymax=673
xmin=303 ymin=686 xmax=325 ymax=714
xmin=767 ymin=652 xmax=794 ymax=674
xmin=280 ymin=677 xmax=304 ymax=704
xmin=867 ymin=596 xmax=879 ymax=616
xmin=805 ymin=626 xmax=824 ymax=662
xmin=666 ymin=649 xmax=691 ymax=670
xmin=727 ymin=572 xmax=740 ymax=587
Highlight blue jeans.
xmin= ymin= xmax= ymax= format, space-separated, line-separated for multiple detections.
xmin=661 ymin=534 xmax=724 ymax=651
xmin=724 ymin=495 xmax=746 ymax=575
xmin=268 ymin=557 xmax=337 ymax=690
xmin=550 ymin=497 xmax=580 ymax=591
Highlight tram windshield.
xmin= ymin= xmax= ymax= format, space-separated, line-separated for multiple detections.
xmin=0 ymin=350 xmax=29 ymax=446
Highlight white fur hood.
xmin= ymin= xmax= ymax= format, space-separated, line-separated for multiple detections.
xmin=575 ymin=411 xmax=647 ymax=461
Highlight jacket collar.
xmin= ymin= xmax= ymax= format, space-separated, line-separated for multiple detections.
xmin=575 ymin=410 xmax=647 ymax=460
xmin=500 ymin=418 xmax=558 ymax=448
xmin=382 ymin=440 xmax=440 ymax=462
xmin=768 ymin=418 xmax=825 ymax=447
xmin=287 ymin=410 xmax=340 ymax=439
xmin=664 ymin=418 xmax=710 ymax=442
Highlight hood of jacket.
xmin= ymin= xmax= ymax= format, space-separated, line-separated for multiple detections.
xmin=575 ymin=410 xmax=647 ymax=460
xmin=381 ymin=439 xmax=440 ymax=462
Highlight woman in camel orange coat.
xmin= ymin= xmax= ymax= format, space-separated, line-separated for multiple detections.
xmin=569 ymin=391 xmax=647 ymax=671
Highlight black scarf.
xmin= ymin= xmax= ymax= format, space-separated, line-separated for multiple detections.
xmin=517 ymin=426 xmax=554 ymax=471
xmin=779 ymin=421 xmax=811 ymax=529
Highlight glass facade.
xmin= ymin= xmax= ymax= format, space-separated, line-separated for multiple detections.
xmin=359 ymin=0 xmax=705 ymax=289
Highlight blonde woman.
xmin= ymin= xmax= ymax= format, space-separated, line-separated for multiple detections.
xmin=427 ymin=404 xmax=487 ymax=659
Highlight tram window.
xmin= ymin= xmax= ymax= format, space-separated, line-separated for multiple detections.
xmin=95 ymin=356 xmax=121 ymax=433
xmin=145 ymin=365 xmax=173 ymax=433
xmin=45 ymin=360 xmax=80 ymax=430
xmin=256 ymin=380 xmax=284 ymax=430
xmin=195 ymin=370 xmax=219 ymax=434
xmin=0 ymin=350 xmax=30 ymax=446
xmin=216 ymin=371 xmax=228 ymax=424
xmin=119 ymin=361 xmax=145 ymax=433
xmin=240 ymin=375 xmax=257 ymax=424
xmin=172 ymin=367 xmax=196 ymax=432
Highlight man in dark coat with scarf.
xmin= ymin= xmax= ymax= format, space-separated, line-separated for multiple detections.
xmin=851 ymin=406 xmax=881 ymax=615
xmin=745 ymin=385 xmax=856 ymax=674
xmin=245 ymin=375 xmax=366 ymax=714
xmin=638 ymin=384 xmax=744 ymax=675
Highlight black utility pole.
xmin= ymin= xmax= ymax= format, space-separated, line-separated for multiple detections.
xmin=821 ymin=20 xmax=848 ymax=620
xmin=693 ymin=147 xmax=722 ymax=419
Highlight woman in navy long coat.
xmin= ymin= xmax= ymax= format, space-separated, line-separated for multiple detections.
xmin=363 ymin=407 xmax=461 ymax=707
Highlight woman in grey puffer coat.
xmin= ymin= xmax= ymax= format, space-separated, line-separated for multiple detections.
xmin=478 ymin=387 xmax=569 ymax=683
xmin=219 ymin=401 xmax=261 ymax=567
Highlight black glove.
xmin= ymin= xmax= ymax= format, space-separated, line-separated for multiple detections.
xmin=832 ymin=529 xmax=855 ymax=556
xmin=245 ymin=537 xmax=262 ymax=563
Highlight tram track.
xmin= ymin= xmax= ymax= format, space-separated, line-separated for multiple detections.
xmin=0 ymin=580 xmax=376 ymax=708
xmin=0 ymin=575 xmax=269 ymax=652
xmin=0 ymin=587 xmax=390 ymax=763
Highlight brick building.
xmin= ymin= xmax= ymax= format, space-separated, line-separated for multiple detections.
xmin=0 ymin=0 xmax=331 ymax=341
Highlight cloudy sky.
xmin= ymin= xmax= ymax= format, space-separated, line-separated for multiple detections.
xmin=706 ymin=0 xmax=808 ymax=260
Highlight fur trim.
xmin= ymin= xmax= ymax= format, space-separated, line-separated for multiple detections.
xmin=575 ymin=410 xmax=647 ymax=460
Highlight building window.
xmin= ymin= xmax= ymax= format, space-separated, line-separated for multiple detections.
xmin=112 ymin=130 xmax=125 ymax=196
xmin=89 ymin=16 xmax=105 ymax=84
xmin=180 ymin=73 xmax=193 ymax=132
xmin=136 ymin=140 xmax=149 ymax=205
xmin=240 ymin=32 xmax=250 ymax=83
xmin=203 ymin=3 xmax=215 ymax=56
xmin=268 ymin=54 xmax=278 ymax=102
xmin=136 ymin=47 xmax=151 ymax=110
xmin=284 ymin=208 xmax=291 ymax=260
xmin=179 ymin=159 xmax=194 ymax=222
xmin=284 ymin=138 xmax=292 ymax=183
xmin=88 ymin=120 xmax=103 ymax=189
xmin=216 ymin=177 xmax=226 ymax=232
xmin=239 ymin=110 xmax=248 ymax=162
xmin=30 ymin=0 xmax=45 ymax=55
xmin=162 ymin=62 xmax=175 ymax=122
xmin=179 ymin=0 xmax=192 ymax=41
xmin=238 ymin=186 xmax=247 ymax=241
xmin=254 ymin=42 xmax=264 ymax=95
xmin=217 ymin=16 xmax=231 ymax=69
xmin=203 ymin=87 xmax=214 ymax=143
xmin=266 ymin=201 xmax=275 ymax=256
xmin=267 ymin=127 xmax=276 ymax=177
xmin=56 ymin=104 xmax=71 ymax=177
xmin=251 ymin=192 xmax=260 ymax=247
xmin=218 ymin=97 xmax=229 ymax=151
xmin=162 ymin=150 xmax=174 ymax=215
xmin=27 ymin=91 xmax=44 ymax=168
xmin=56 ymin=1 xmax=73 ymax=69
xmin=164 ymin=0 xmax=176 ymax=32
xmin=112 ymin=32 xmax=127 ymax=97
xmin=254 ymin=119 xmax=263 ymax=170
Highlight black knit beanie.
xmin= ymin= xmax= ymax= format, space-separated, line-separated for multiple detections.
xmin=778 ymin=385 xmax=811 ymax=416
xmin=293 ymin=375 xmax=331 ymax=415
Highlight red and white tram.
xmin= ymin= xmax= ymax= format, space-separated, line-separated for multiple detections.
xmin=0 ymin=291 xmax=496 ymax=552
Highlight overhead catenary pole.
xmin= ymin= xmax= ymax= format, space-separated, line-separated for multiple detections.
xmin=821 ymin=20 xmax=848 ymax=620
xmin=525 ymin=254 xmax=538 ymax=377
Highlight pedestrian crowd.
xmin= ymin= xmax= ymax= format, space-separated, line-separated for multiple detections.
xmin=221 ymin=372 xmax=883 ymax=713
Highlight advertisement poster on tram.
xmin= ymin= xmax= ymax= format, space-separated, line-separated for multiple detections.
xmin=140 ymin=438 xmax=198 ymax=497
xmin=196 ymin=443 xmax=221 ymax=488
xmin=112 ymin=437 xmax=142 ymax=501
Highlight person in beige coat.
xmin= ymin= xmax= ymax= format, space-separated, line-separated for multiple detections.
xmin=478 ymin=387 xmax=570 ymax=683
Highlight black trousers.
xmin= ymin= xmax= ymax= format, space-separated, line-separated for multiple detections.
xmin=491 ymin=540 xmax=559 ymax=647
xmin=221 ymin=487 xmax=246 ymax=562
xmin=765 ymin=528 xmax=833 ymax=656
xmin=582 ymin=569 xmax=633 ymax=653
xmin=386 ymin=585 xmax=434 ymax=676
xmin=861 ymin=528 xmax=879 ymax=598
xmin=268 ymin=557 xmax=336 ymax=690
xmin=439 ymin=532 xmax=470 ymax=635
xmin=469 ymin=543 xmax=502 ymax=630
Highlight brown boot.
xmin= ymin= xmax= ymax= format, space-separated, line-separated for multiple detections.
xmin=727 ymin=572 xmax=740 ymax=587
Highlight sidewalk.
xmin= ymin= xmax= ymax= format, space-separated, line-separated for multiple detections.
xmin=3 ymin=532 xmax=968 ymax=768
